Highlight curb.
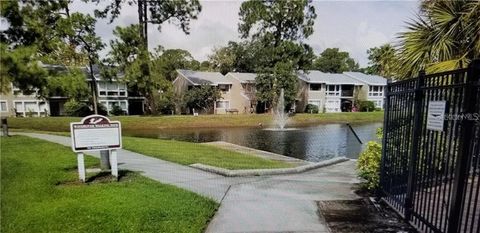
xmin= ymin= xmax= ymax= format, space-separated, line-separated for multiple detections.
xmin=189 ymin=157 xmax=350 ymax=177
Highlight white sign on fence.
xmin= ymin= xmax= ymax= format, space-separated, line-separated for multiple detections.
xmin=427 ymin=101 xmax=446 ymax=132
xmin=70 ymin=115 xmax=122 ymax=182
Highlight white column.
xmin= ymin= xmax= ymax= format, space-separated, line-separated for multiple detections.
xmin=77 ymin=152 xmax=86 ymax=182
xmin=22 ymin=102 xmax=26 ymax=117
xmin=110 ymin=149 xmax=118 ymax=178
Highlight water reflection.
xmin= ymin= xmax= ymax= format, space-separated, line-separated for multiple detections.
xmin=125 ymin=122 xmax=382 ymax=162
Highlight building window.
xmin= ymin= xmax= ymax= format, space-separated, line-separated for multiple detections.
xmin=310 ymin=84 xmax=322 ymax=91
xmin=120 ymin=101 xmax=127 ymax=109
xmin=0 ymin=101 xmax=7 ymax=112
xmin=99 ymin=91 xmax=106 ymax=96
xmin=14 ymin=102 xmax=24 ymax=112
xmin=216 ymin=101 xmax=229 ymax=109
xmin=369 ymin=86 xmax=384 ymax=97
xmin=24 ymin=101 xmax=38 ymax=112
xmin=218 ymin=84 xmax=230 ymax=92
xmin=326 ymin=85 xmax=340 ymax=96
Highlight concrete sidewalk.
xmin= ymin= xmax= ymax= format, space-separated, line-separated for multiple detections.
xmin=17 ymin=132 xmax=360 ymax=233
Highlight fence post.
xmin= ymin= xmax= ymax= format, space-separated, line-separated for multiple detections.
xmin=378 ymin=80 xmax=391 ymax=198
xmin=404 ymin=70 xmax=425 ymax=220
xmin=447 ymin=60 xmax=480 ymax=233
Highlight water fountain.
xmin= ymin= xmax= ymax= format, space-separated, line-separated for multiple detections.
xmin=273 ymin=88 xmax=289 ymax=129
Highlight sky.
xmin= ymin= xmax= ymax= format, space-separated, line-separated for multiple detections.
xmin=59 ymin=1 xmax=419 ymax=67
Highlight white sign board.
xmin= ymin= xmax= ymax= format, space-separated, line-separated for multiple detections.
xmin=70 ymin=115 xmax=121 ymax=182
xmin=70 ymin=115 xmax=122 ymax=152
xmin=427 ymin=101 xmax=446 ymax=131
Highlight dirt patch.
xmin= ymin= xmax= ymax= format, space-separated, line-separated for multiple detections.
xmin=317 ymin=198 xmax=416 ymax=233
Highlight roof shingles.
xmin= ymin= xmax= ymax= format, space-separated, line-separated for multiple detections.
xmin=177 ymin=69 xmax=232 ymax=85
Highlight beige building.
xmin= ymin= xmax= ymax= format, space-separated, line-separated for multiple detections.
xmin=173 ymin=69 xmax=237 ymax=114
xmin=225 ymin=72 xmax=257 ymax=113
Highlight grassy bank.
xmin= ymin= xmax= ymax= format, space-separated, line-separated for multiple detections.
xmin=8 ymin=112 xmax=383 ymax=132
xmin=1 ymin=136 xmax=218 ymax=233
xmin=122 ymin=136 xmax=292 ymax=170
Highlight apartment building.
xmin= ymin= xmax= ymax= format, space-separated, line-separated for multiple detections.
xmin=173 ymin=69 xmax=236 ymax=114
xmin=172 ymin=69 xmax=388 ymax=115
xmin=1 ymin=64 xmax=66 ymax=117
xmin=0 ymin=85 xmax=50 ymax=117
xmin=297 ymin=71 xmax=367 ymax=113
xmin=83 ymin=65 xmax=134 ymax=115
xmin=0 ymin=64 xmax=142 ymax=117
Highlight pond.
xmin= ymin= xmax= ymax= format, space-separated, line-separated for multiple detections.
xmin=125 ymin=122 xmax=382 ymax=162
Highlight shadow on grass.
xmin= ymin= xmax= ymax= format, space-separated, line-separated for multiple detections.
xmin=56 ymin=170 xmax=134 ymax=186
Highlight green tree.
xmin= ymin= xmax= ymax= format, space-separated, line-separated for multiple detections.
xmin=208 ymin=41 xmax=258 ymax=74
xmin=45 ymin=68 xmax=90 ymax=101
xmin=396 ymin=1 xmax=480 ymax=79
xmin=238 ymin=0 xmax=316 ymax=109
xmin=92 ymin=0 xmax=202 ymax=114
xmin=366 ymin=44 xmax=397 ymax=78
xmin=255 ymin=62 xmax=298 ymax=109
xmin=184 ymin=85 xmax=222 ymax=114
xmin=239 ymin=0 xmax=316 ymax=44
xmin=156 ymin=49 xmax=199 ymax=81
xmin=104 ymin=25 xmax=173 ymax=114
xmin=313 ymin=48 xmax=359 ymax=73
xmin=58 ymin=12 xmax=105 ymax=113
xmin=0 ymin=45 xmax=48 ymax=95
xmin=0 ymin=1 xmax=103 ymax=112
xmin=92 ymin=0 xmax=202 ymax=51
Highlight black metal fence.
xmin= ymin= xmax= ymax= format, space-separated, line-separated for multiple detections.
xmin=380 ymin=60 xmax=480 ymax=233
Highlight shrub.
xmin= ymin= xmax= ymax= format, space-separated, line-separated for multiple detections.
xmin=304 ymin=104 xmax=319 ymax=114
xmin=110 ymin=105 xmax=125 ymax=116
xmin=97 ymin=104 xmax=108 ymax=116
xmin=357 ymin=141 xmax=382 ymax=191
xmin=64 ymin=100 xmax=108 ymax=117
xmin=64 ymin=100 xmax=92 ymax=117
xmin=358 ymin=100 xmax=375 ymax=112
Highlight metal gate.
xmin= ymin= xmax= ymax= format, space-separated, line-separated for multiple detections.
xmin=380 ymin=60 xmax=480 ymax=233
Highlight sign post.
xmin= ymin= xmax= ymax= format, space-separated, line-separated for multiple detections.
xmin=70 ymin=115 xmax=122 ymax=182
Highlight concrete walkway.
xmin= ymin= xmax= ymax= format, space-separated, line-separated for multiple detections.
xmin=17 ymin=133 xmax=360 ymax=233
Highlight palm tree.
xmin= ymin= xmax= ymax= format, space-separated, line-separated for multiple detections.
xmin=396 ymin=0 xmax=480 ymax=79
xmin=366 ymin=44 xmax=398 ymax=78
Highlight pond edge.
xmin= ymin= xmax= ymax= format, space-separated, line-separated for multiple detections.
xmin=190 ymin=157 xmax=350 ymax=177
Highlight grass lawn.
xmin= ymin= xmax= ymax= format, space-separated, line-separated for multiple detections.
xmin=1 ymin=136 xmax=218 ymax=233
xmin=122 ymin=136 xmax=293 ymax=170
xmin=9 ymin=130 xmax=293 ymax=170
xmin=8 ymin=112 xmax=383 ymax=132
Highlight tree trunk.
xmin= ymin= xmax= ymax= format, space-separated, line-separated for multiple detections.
xmin=89 ymin=61 xmax=98 ymax=114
